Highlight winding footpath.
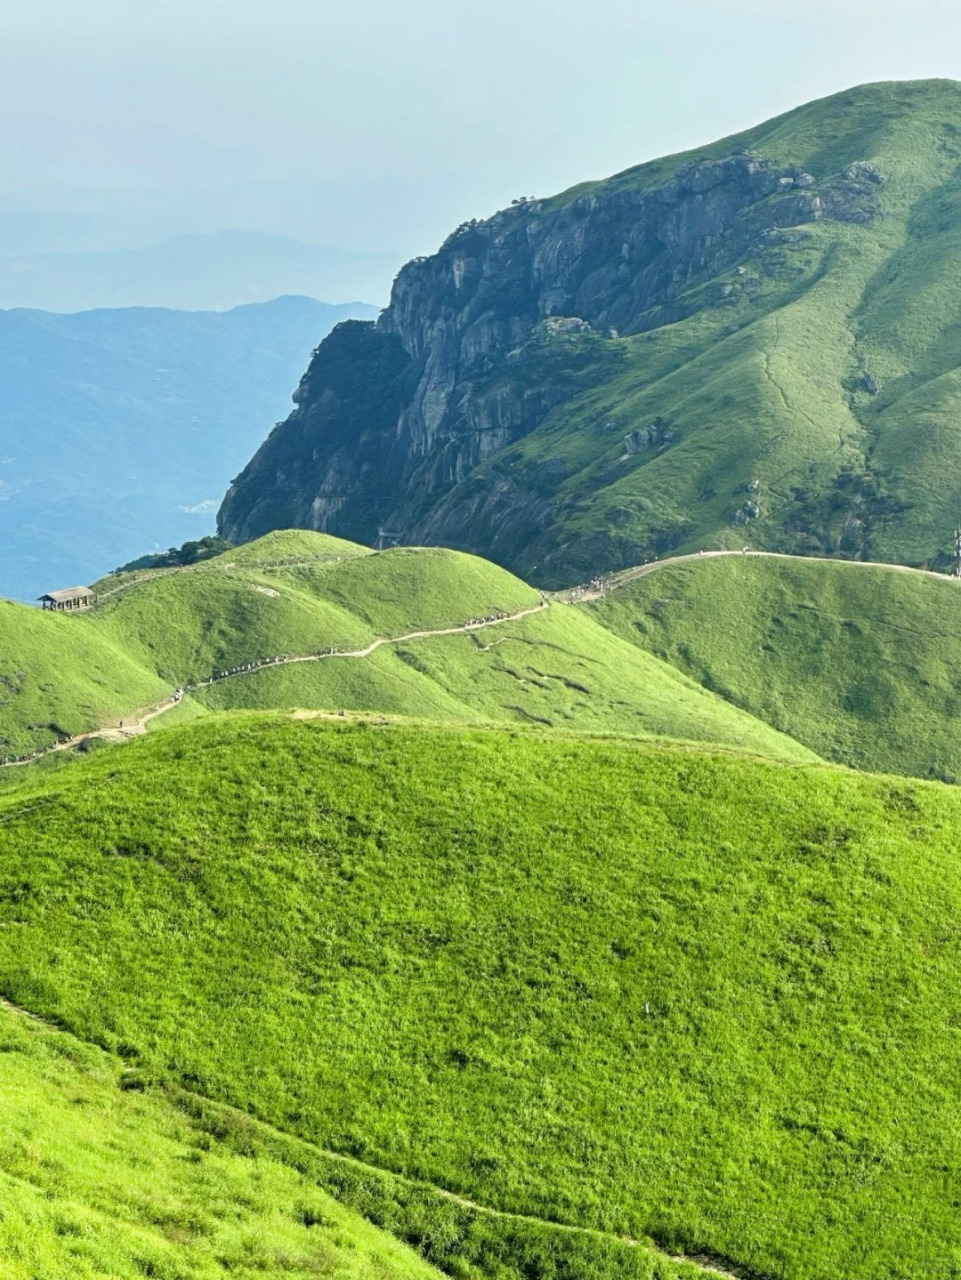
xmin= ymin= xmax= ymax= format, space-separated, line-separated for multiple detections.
xmin=8 ymin=548 xmax=957 ymax=770
xmin=0 ymin=994 xmax=741 ymax=1279
xmin=191 ymin=601 xmax=549 ymax=689
xmin=561 ymin=546 xmax=960 ymax=602
xmin=0 ymin=601 xmax=550 ymax=768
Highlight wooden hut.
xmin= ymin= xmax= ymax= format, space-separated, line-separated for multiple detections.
xmin=38 ymin=586 xmax=94 ymax=612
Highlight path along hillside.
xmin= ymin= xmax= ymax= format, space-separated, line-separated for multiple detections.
xmin=0 ymin=530 xmax=814 ymax=765
xmin=587 ymin=550 xmax=961 ymax=779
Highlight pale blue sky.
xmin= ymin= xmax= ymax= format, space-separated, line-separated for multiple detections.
xmin=1 ymin=0 xmax=959 ymax=257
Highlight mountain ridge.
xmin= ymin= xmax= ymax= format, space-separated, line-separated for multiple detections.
xmin=218 ymin=78 xmax=961 ymax=584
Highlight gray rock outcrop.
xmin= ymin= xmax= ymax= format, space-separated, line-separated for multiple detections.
xmin=217 ymin=148 xmax=881 ymax=569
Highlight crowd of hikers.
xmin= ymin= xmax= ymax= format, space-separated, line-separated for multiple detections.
xmin=1 ymin=601 xmax=547 ymax=768
xmin=567 ymin=575 xmax=614 ymax=600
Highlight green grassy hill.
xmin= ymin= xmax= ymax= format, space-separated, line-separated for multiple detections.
xmin=0 ymin=532 xmax=813 ymax=764
xmin=0 ymin=1000 xmax=449 ymax=1280
xmin=1 ymin=714 xmax=961 ymax=1279
xmin=217 ymin=79 xmax=961 ymax=585
xmin=0 ymin=596 xmax=168 ymax=756
xmin=589 ymin=552 xmax=961 ymax=779
xmin=17 ymin=530 xmax=961 ymax=779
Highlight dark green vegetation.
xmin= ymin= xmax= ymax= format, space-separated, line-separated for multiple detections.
xmin=116 ymin=535 xmax=234 ymax=573
xmin=0 ymin=531 xmax=813 ymax=763
xmin=2 ymin=715 xmax=961 ymax=1279
xmin=590 ymin=553 xmax=961 ymax=780
xmin=219 ymin=79 xmax=961 ymax=585
xmin=0 ymin=296 xmax=375 ymax=601
xmin=0 ymin=1001 xmax=451 ymax=1279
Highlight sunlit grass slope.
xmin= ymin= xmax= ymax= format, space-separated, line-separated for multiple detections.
xmin=0 ymin=597 xmax=166 ymax=755
xmin=0 ymin=532 xmax=811 ymax=761
xmin=590 ymin=555 xmax=961 ymax=779
xmin=89 ymin=545 xmax=542 ymax=686
xmin=198 ymin=604 xmax=815 ymax=761
xmin=0 ymin=1001 xmax=449 ymax=1280
xmin=1 ymin=716 xmax=960 ymax=1280
xmin=213 ymin=528 xmax=371 ymax=564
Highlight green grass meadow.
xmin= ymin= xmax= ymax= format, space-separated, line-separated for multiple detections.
xmin=0 ymin=1001 xmax=451 ymax=1280
xmin=1 ymin=715 xmax=961 ymax=1279
xmin=590 ymin=554 xmax=961 ymax=779
xmin=12 ymin=80 xmax=961 ymax=1280
xmin=0 ymin=532 xmax=813 ymax=764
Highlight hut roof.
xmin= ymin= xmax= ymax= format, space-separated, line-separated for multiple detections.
xmin=38 ymin=586 xmax=94 ymax=604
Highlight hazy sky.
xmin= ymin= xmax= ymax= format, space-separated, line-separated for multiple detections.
xmin=2 ymin=0 xmax=960 ymax=256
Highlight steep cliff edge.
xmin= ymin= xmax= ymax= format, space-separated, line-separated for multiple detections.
xmin=219 ymin=80 xmax=961 ymax=584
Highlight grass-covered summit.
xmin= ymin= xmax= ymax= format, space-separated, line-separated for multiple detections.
xmin=589 ymin=551 xmax=961 ymax=780
xmin=219 ymin=79 xmax=961 ymax=584
xmin=0 ymin=530 xmax=813 ymax=764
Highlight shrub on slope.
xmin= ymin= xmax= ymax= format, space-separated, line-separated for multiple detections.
xmin=0 ymin=717 xmax=959 ymax=1279
xmin=589 ymin=554 xmax=961 ymax=779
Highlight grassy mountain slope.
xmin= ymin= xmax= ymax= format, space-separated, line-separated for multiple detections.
xmin=219 ymin=80 xmax=961 ymax=584
xmin=0 ymin=597 xmax=167 ymax=755
xmin=0 ymin=532 xmax=812 ymax=763
xmin=1 ymin=715 xmax=960 ymax=1279
xmin=495 ymin=81 xmax=961 ymax=580
xmin=197 ymin=604 xmax=815 ymax=760
xmin=589 ymin=554 xmax=961 ymax=779
xmin=0 ymin=1001 xmax=447 ymax=1280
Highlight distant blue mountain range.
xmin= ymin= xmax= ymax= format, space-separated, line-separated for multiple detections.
xmin=0 ymin=295 xmax=378 ymax=600
xmin=0 ymin=231 xmax=397 ymax=311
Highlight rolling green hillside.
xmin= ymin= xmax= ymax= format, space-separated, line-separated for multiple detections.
xmin=1 ymin=715 xmax=960 ymax=1279
xmin=589 ymin=552 xmax=961 ymax=779
xmin=0 ymin=596 xmax=168 ymax=756
xmin=0 ymin=532 xmax=813 ymax=764
xmin=218 ymin=79 xmax=961 ymax=585
xmin=0 ymin=1000 xmax=449 ymax=1280
xmin=15 ymin=530 xmax=961 ymax=778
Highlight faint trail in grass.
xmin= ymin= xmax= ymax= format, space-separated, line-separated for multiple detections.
xmin=94 ymin=555 xmax=356 ymax=604
xmin=190 ymin=603 xmax=550 ymax=689
xmin=0 ymin=996 xmax=745 ymax=1280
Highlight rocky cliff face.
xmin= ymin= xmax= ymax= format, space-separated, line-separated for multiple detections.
xmin=219 ymin=82 xmax=958 ymax=583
